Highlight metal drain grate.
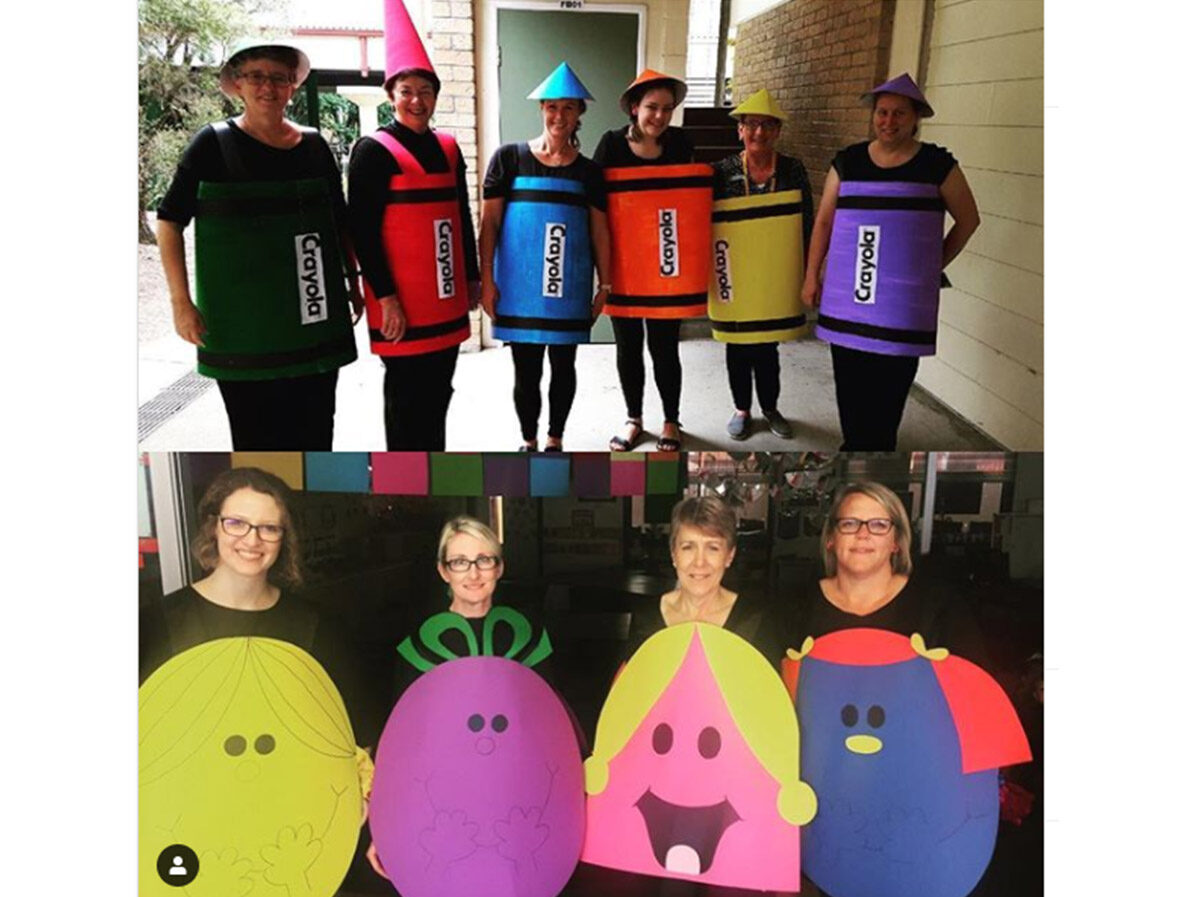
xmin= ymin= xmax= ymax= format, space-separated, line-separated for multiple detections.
xmin=138 ymin=371 xmax=214 ymax=442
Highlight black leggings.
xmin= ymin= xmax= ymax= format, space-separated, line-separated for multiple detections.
xmin=612 ymin=317 xmax=682 ymax=422
xmin=381 ymin=346 xmax=459 ymax=450
xmin=830 ymin=344 xmax=919 ymax=451
xmin=511 ymin=343 xmax=579 ymax=441
xmin=726 ymin=342 xmax=781 ymax=413
xmin=217 ymin=370 xmax=338 ymax=450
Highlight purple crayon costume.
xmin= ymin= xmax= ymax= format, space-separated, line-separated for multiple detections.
xmin=818 ymin=141 xmax=957 ymax=450
xmin=816 ymin=142 xmax=955 ymax=355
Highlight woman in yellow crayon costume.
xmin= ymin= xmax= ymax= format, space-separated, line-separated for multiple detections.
xmin=139 ymin=637 xmax=372 ymax=897
xmin=581 ymin=622 xmax=816 ymax=891
xmin=711 ymin=88 xmax=813 ymax=442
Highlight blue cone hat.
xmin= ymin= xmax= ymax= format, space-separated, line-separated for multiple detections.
xmin=527 ymin=61 xmax=594 ymax=101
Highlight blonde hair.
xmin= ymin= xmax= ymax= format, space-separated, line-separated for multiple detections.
xmin=437 ymin=515 xmax=502 ymax=564
xmin=585 ymin=624 xmax=814 ymax=825
xmin=821 ymin=481 xmax=914 ymax=576
xmin=139 ymin=638 xmax=356 ymax=788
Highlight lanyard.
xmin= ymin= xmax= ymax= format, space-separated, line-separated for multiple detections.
xmin=741 ymin=150 xmax=776 ymax=195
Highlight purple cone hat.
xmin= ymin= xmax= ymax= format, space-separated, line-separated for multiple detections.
xmin=860 ymin=72 xmax=934 ymax=118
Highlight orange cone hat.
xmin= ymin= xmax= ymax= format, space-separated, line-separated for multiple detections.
xmin=619 ymin=68 xmax=687 ymax=115
xmin=385 ymin=0 xmax=439 ymax=91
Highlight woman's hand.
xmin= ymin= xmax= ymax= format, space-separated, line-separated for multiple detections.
xmin=347 ymin=276 xmax=365 ymax=325
xmin=801 ymin=277 xmax=821 ymax=309
xmin=467 ymin=280 xmax=482 ymax=312
xmin=365 ymin=842 xmax=389 ymax=880
xmin=379 ymin=295 xmax=406 ymax=341
xmin=173 ymin=301 xmax=207 ymax=346
xmin=591 ymin=286 xmax=610 ymax=321
xmin=480 ymin=281 xmax=499 ymax=319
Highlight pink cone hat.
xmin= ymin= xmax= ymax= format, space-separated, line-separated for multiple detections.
xmin=385 ymin=0 xmax=439 ymax=90
xmin=860 ymin=72 xmax=934 ymax=118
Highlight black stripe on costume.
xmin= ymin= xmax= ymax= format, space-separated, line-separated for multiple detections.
xmin=196 ymin=195 xmax=333 ymax=217
xmin=606 ymin=292 xmax=708 ymax=308
xmin=509 ymin=189 xmax=589 ymax=207
xmin=369 ymin=314 xmax=469 ymax=343
xmin=711 ymin=314 xmax=807 ymax=333
xmin=712 ymin=201 xmax=804 ymax=223
xmin=835 ymin=196 xmax=944 ymax=212
xmin=494 ymin=315 xmax=592 ymax=332
xmin=385 ymin=187 xmax=460 ymax=204
xmin=605 ymin=176 xmax=713 ymax=193
xmin=198 ymin=333 xmax=356 ymax=370
xmin=817 ymin=313 xmax=936 ymax=346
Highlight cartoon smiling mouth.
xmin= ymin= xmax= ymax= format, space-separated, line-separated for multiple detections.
xmin=634 ymin=789 xmax=740 ymax=876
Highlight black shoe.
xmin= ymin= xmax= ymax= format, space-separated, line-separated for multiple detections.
xmin=763 ymin=410 xmax=793 ymax=439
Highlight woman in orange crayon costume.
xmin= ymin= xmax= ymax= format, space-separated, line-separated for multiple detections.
xmin=595 ymin=71 xmax=695 ymax=454
xmin=627 ymin=495 xmax=783 ymax=666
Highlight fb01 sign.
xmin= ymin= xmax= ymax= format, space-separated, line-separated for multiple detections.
xmin=543 ymin=222 xmax=567 ymax=298
xmin=853 ymin=225 xmax=880 ymax=304
xmin=295 ymin=232 xmax=328 ymax=324
xmin=434 ymin=218 xmax=456 ymax=299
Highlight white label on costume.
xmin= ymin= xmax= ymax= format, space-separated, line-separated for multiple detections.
xmin=853 ymin=225 xmax=880 ymax=304
xmin=295 ymin=232 xmax=328 ymax=324
xmin=713 ymin=238 xmax=733 ymax=303
xmin=543 ymin=222 xmax=567 ymax=298
xmin=658 ymin=208 xmax=679 ymax=278
xmin=434 ymin=218 xmax=456 ymax=299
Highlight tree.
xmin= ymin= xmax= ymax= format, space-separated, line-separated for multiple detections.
xmin=138 ymin=0 xmax=255 ymax=243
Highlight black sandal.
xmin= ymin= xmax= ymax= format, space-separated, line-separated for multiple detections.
xmin=609 ymin=420 xmax=644 ymax=452
xmin=656 ymin=423 xmax=682 ymax=452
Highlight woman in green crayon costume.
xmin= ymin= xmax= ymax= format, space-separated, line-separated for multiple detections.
xmin=156 ymin=41 xmax=362 ymax=450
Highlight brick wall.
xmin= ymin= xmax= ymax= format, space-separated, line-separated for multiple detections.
xmin=734 ymin=0 xmax=894 ymax=193
xmin=429 ymin=1 xmax=482 ymax=349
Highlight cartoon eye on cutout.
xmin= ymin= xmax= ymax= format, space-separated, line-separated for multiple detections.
xmin=255 ymin=734 xmax=276 ymax=754
xmin=840 ymin=705 xmax=858 ymax=727
xmin=866 ymin=705 xmax=885 ymax=728
xmin=224 ymin=735 xmax=247 ymax=756
xmin=491 ymin=714 xmax=509 ymax=733
xmin=652 ymin=722 xmax=674 ymax=755
xmin=697 ymin=726 xmax=721 ymax=759
xmin=468 ymin=713 xmax=485 ymax=732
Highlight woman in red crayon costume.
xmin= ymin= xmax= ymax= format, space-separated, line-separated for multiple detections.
xmin=594 ymin=70 xmax=695 ymax=454
xmin=348 ymin=0 xmax=480 ymax=450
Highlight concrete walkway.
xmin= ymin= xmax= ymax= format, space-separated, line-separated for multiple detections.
xmin=138 ymin=244 xmax=997 ymax=452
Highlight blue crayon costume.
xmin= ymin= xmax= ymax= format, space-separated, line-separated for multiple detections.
xmin=483 ymin=63 xmax=607 ymax=448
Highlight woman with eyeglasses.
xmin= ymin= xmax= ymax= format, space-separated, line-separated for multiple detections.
xmin=794 ymin=481 xmax=987 ymax=665
xmin=138 ymin=467 xmax=363 ymax=699
xmin=156 ymin=41 xmax=362 ymax=450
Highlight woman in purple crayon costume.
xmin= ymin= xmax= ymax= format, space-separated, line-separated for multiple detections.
xmin=802 ymin=74 xmax=980 ymax=451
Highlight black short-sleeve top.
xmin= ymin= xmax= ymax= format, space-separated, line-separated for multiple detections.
xmin=482 ymin=142 xmax=607 ymax=211
xmin=592 ymin=126 xmax=695 ymax=168
xmin=831 ymin=141 xmax=957 ymax=186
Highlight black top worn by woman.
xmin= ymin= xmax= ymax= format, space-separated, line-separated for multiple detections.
xmin=592 ymin=126 xmax=695 ymax=168
xmin=347 ymin=121 xmax=481 ymax=299
xmin=712 ymin=152 xmax=815 ymax=248
xmin=832 ymin=140 xmax=957 ymax=185
xmin=482 ymin=142 xmax=608 ymax=210
xmin=626 ymin=586 xmax=785 ymax=669
xmin=157 ymin=119 xmax=346 ymax=227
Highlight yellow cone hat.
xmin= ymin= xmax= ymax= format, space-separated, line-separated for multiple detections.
xmin=730 ymin=88 xmax=788 ymax=122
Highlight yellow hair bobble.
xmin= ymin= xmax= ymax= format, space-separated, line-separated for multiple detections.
xmin=910 ymin=632 xmax=950 ymax=661
xmin=584 ymin=755 xmax=609 ymax=795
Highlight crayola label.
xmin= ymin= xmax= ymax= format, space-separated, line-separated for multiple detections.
xmin=295 ymin=232 xmax=329 ymax=324
xmin=434 ymin=218 xmax=456 ymax=299
xmin=543 ymin=222 xmax=567 ymax=298
xmin=658 ymin=208 xmax=680 ymax=278
xmin=853 ymin=225 xmax=880 ymax=305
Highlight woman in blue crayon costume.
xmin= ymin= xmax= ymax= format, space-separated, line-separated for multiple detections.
xmin=802 ymin=74 xmax=980 ymax=451
xmin=480 ymin=62 xmax=611 ymax=452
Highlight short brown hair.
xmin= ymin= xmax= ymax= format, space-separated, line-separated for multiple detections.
xmin=190 ymin=467 xmax=302 ymax=588
xmin=821 ymin=481 xmax=913 ymax=576
xmin=669 ymin=496 xmax=737 ymax=551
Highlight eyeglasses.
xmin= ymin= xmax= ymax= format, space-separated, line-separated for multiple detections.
xmin=236 ymin=71 xmax=294 ymax=87
xmin=835 ymin=517 xmax=895 ymax=535
xmin=220 ymin=517 xmax=285 ymax=542
xmin=443 ymin=555 xmax=501 ymax=573
xmin=740 ymin=118 xmax=779 ymax=132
